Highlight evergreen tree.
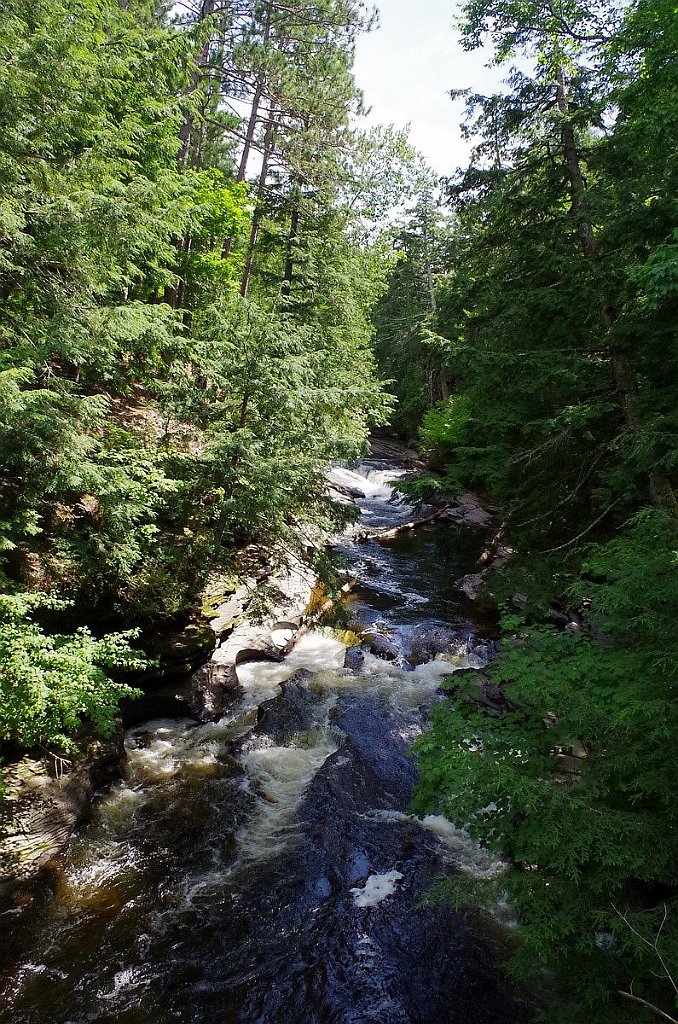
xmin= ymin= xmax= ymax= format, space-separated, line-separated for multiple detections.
xmin=0 ymin=0 xmax=395 ymax=751
xmin=407 ymin=2 xmax=678 ymax=1020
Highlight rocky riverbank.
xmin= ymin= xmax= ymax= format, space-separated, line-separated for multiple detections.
xmin=0 ymin=438 xmax=504 ymax=897
xmin=0 ymin=730 xmax=124 ymax=889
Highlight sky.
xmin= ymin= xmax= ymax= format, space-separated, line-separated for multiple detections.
xmin=353 ymin=0 xmax=503 ymax=175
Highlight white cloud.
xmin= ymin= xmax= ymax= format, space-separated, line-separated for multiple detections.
xmin=353 ymin=0 xmax=503 ymax=174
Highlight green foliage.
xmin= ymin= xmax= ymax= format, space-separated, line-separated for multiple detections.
xmin=0 ymin=593 xmax=143 ymax=750
xmin=420 ymin=396 xmax=473 ymax=460
xmin=414 ymin=513 xmax=678 ymax=1019
xmin=180 ymin=171 xmax=250 ymax=292
xmin=372 ymin=201 xmax=454 ymax=439
xmin=387 ymin=0 xmax=678 ymax=547
xmin=405 ymin=0 xmax=678 ymax=1019
xmin=0 ymin=0 xmax=396 ymax=752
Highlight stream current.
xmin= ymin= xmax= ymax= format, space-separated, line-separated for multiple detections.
xmin=0 ymin=460 xmax=519 ymax=1024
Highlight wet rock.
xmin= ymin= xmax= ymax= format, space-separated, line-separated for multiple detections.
xmin=439 ymin=490 xmax=497 ymax=528
xmin=143 ymin=618 xmax=217 ymax=679
xmin=194 ymin=695 xmax=523 ymax=1024
xmin=368 ymin=632 xmax=399 ymax=660
xmin=190 ymin=662 xmax=240 ymax=721
xmin=509 ymin=592 xmax=528 ymax=610
xmin=473 ymin=679 xmax=518 ymax=716
xmin=457 ymin=572 xmax=486 ymax=602
xmin=344 ymin=646 xmax=365 ymax=671
xmin=234 ymin=641 xmax=285 ymax=666
xmin=121 ymin=685 xmax=196 ymax=727
xmin=368 ymin=435 xmax=428 ymax=470
xmin=0 ymin=728 xmax=125 ymax=887
xmin=406 ymin=627 xmax=464 ymax=667
xmin=270 ymin=621 xmax=299 ymax=649
xmin=329 ymin=481 xmax=366 ymax=501
xmin=232 ymin=672 xmax=327 ymax=752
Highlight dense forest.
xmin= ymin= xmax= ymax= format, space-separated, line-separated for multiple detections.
xmin=1 ymin=0 xmax=676 ymax=1021
xmin=375 ymin=0 xmax=677 ymax=1019
xmin=0 ymin=0 xmax=426 ymax=747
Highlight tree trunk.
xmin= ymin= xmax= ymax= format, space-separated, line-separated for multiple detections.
xmin=178 ymin=0 xmax=217 ymax=168
xmin=237 ymin=4 xmax=273 ymax=181
xmin=555 ymin=66 xmax=676 ymax=514
xmin=238 ymin=75 xmax=266 ymax=183
xmin=240 ymin=121 xmax=274 ymax=299
xmin=422 ymin=205 xmax=449 ymax=401
xmin=282 ymin=205 xmax=300 ymax=298
xmin=220 ymin=5 xmax=273 ymax=261
xmin=422 ymin=219 xmax=436 ymax=314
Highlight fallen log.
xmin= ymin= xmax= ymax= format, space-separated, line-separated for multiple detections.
xmin=357 ymin=507 xmax=449 ymax=544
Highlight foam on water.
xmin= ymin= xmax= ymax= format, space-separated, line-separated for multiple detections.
xmin=2 ymin=457 xmax=516 ymax=1023
xmin=364 ymin=810 xmax=507 ymax=882
xmin=328 ymin=465 xmax=410 ymax=502
xmin=356 ymin=649 xmax=485 ymax=708
xmin=234 ymin=633 xmax=485 ymax=719
xmin=125 ymin=716 xmax=240 ymax=783
xmin=50 ymin=716 xmax=250 ymax=913
xmin=236 ymin=729 xmax=339 ymax=864
xmin=351 ymin=870 xmax=404 ymax=908
xmin=235 ymin=632 xmax=348 ymax=704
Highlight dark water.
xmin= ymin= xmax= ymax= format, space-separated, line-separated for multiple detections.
xmin=0 ymin=461 xmax=518 ymax=1024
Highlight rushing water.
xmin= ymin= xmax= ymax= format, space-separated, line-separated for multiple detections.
xmin=0 ymin=460 xmax=519 ymax=1024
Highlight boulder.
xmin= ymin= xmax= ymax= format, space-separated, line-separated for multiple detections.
xmin=190 ymin=663 xmax=240 ymax=721
xmin=406 ymin=628 xmax=464 ymax=668
xmin=121 ymin=685 xmax=196 ymax=727
xmin=344 ymin=646 xmax=365 ymax=671
xmin=142 ymin=618 xmax=217 ymax=679
xmin=0 ymin=728 xmax=125 ymax=887
xmin=368 ymin=632 xmax=399 ymax=661
xmin=457 ymin=573 xmax=486 ymax=602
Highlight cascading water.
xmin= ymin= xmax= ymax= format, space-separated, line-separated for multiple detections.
xmin=0 ymin=459 xmax=519 ymax=1024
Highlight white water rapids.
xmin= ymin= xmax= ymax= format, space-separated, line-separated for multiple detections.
xmin=2 ymin=459 xmax=513 ymax=1024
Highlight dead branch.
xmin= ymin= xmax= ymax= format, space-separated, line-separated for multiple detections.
xmin=611 ymin=903 xmax=678 ymax=1000
xmin=617 ymin=990 xmax=678 ymax=1024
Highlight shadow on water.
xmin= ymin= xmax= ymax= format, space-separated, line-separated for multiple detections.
xmin=0 ymin=460 xmax=521 ymax=1024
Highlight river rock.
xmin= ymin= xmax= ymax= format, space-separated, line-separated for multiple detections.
xmin=121 ymin=684 xmax=197 ymax=726
xmin=232 ymin=672 xmax=326 ymax=752
xmin=190 ymin=662 xmax=240 ymax=721
xmin=368 ymin=632 xmax=399 ymax=660
xmin=344 ymin=646 xmax=365 ymax=671
xmin=406 ymin=627 xmax=465 ymax=667
xmin=439 ymin=490 xmax=497 ymax=528
xmin=457 ymin=572 xmax=486 ymax=602
xmin=211 ymin=694 xmax=521 ymax=1024
xmin=327 ymin=481 xmax=366 ymax=503
xmin=0 ymin=728 xmax=125 ymax=887
xmin=142 ymin=618 xmax=217 ymax=679
xmin=255 ymin=673 xmax=327 ymax=743
xmin=368 ymin=434 xmax=428 ymax=470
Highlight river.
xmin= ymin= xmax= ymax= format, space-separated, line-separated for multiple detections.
xmin=0 ymin=459 xmax=520 ymax=1024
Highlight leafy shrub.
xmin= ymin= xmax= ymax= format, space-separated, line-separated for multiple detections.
xmin=0 ymin=594 xmax=144 ymax=751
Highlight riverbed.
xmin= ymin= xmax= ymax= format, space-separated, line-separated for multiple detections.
xmin=0 ymin=460 xmax=519 ymax=1024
